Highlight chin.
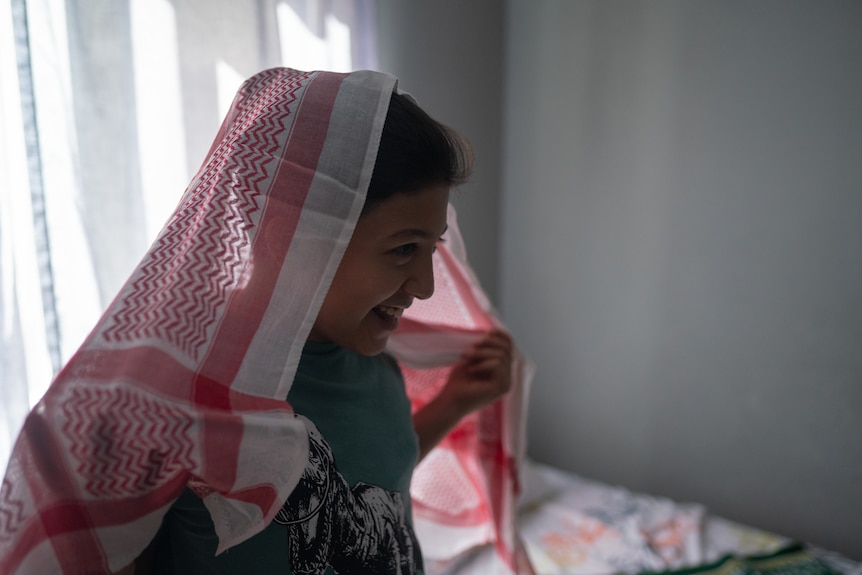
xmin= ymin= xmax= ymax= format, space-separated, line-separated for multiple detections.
xmin=353 ymin=343 xmax=388 ymax=357
xmin=347 ymin=334 xmax=391 ymax=357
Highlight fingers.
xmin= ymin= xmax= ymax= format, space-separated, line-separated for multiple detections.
xmin=463 ymin=329 xmax=512 ymax=361
xmin=439 ymin=328 xmax=515 ymax=414
xmin=462 ymin=330 xmax=509 ymax=369
xmin=461 ymin=329 xmax=513 ymax=393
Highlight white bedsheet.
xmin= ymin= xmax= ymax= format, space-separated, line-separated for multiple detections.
xmin=518 ymin=461 xmax=787 ymax=574
xmin=424 ymin=460 xmax=861 ymax=575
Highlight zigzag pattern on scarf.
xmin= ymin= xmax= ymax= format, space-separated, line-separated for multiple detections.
xmin=101 ymin=70 xmax=310 ymax=361
xmin=61 ymin=385 xmax=196 ymax=498
xmin=0 ymin=475 xmax=26 ymax=543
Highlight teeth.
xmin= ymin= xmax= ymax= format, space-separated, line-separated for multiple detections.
xmin=378 ymin=306 xmax=403 ymax=318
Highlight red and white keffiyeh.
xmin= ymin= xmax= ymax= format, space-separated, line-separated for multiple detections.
xmin=0 ymin=68 xmax=533 ymax=574
xmin=392 ymin=206 xmax=535 ymax=575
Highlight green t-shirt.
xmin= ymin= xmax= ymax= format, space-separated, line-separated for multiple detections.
xmin=156 ymin=342 xmax=422 ymax=574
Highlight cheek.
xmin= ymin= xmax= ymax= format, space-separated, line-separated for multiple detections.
xmin=349 ymin=262 xmax=403 ymax=298
xmin=326 ymin=277 xmax=384 ymax=319
xmin=327 ymin=253 xmax=404 ymax=314
xmin=355 ymin=278 xmax=396 ymax=309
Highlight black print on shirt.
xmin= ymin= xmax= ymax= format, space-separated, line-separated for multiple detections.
xmin=274 ymin=419 xmax=422 ymax=575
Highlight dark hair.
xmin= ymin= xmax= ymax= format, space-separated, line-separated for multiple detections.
xmin=362 ymin=92 xmax=473 ymax=215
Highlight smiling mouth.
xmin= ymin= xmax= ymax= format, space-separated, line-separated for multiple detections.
xmin=375 ymin=305 xmax=404 ymax=320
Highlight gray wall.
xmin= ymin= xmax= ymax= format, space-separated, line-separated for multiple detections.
xmin=375 ymin=0 xmax=504 ymax=303
xmin=375 ymin=0 xmax=862 ymax=559
xmin=501 ymin=0 xmax=862 ymax=559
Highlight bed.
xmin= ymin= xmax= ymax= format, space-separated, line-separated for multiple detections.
xmin=418 ymin=460 xmax=861 ymax=575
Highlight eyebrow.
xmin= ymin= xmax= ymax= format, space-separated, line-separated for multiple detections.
xmin=388 ymin=225 xmax=449 ymax=241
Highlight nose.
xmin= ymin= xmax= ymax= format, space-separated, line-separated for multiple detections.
xmin=403 ymin=252 xmax=435 ymax=300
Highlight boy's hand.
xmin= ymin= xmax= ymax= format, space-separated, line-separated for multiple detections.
xmin=438 ymin=329 xmax=513 ymax=418
xmin=413 ymin=329 xmax=514 ymax=460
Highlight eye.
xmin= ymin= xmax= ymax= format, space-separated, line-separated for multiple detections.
xmin=392 ymin=243 xmax=418 ymax=257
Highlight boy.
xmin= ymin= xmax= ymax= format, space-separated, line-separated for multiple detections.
xmin=0 ymin=68 xmax=514 ymax=575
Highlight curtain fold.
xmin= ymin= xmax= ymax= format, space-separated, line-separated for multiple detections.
xmin=0 ymin=0 xmax=379 ymax=477
xmin=1 ymin=0 xmax=58 ymax=479
xmin=9 ymin=0 xmax=61 ymax=370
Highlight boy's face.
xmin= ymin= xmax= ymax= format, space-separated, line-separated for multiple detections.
xmin=308 ymin=183 xmax=450 ymax=356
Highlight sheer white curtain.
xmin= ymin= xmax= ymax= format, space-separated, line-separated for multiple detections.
xmin=0 ymin=0 xmax=379 ymax=474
